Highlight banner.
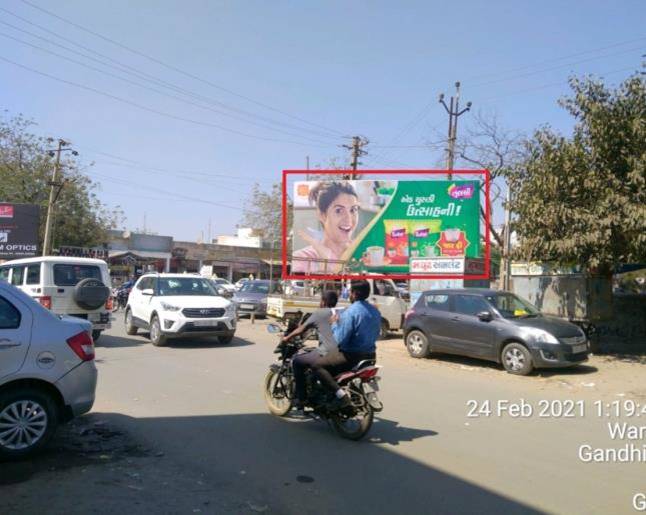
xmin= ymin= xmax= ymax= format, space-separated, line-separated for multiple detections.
xmin=291 ymin=179 xmax=480 ymax=275
xmin=0 ymin=203 xmax=40 ymax=258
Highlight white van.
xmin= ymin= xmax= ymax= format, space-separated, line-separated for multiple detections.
xmin=0 ymin=257 xmax=112 ymax=341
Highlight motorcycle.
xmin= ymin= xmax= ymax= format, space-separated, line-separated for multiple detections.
xmin=263 ymin=318 xmax=383 ymax=440
xmin=112 ymin=283 xmax=132 ymax=312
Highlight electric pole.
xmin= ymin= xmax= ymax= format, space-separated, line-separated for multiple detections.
xmin=502 ymin=185 xmax=513 ymax=291
xmin=439 ymin=82 xmax=472 ymax=180
xmin=42 ymin=139 xmax=78 ymax=256
xmin=342 ymin=136 xmax=369 ymax=179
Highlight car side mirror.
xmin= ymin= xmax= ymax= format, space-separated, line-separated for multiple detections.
xmin=477 ymin=311 xmax=493 ymax=322
xmin=142 ymin=288 xmax=154 ymax=296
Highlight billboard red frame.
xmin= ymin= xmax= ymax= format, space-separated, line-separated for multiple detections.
xmin=282 ymin=170 xmax=491 ymax=281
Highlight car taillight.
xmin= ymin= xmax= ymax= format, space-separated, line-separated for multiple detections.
xmin=105 ymin=296 xmax=113 ymax=310
xmin=37 ymin=296 xmax=52 ymax=310
xmin=67 ymin=331 xmax=95 ymax=361
xmin=405 ymin=308 xmax=415 ymax=320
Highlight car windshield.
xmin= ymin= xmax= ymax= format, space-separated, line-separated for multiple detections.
xmin=157 ymin=277 xmax=217 ymax=296
xmin=240 ymin=282 xmax=270 ymax=294
xmin=485 ymin=293 xmax=540 ymax=319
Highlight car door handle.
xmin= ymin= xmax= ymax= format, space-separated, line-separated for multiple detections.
xmin=0 ymin=338 xmax=21 ymax=349
xmin=450 ymin=316 xmax=460 ymax=321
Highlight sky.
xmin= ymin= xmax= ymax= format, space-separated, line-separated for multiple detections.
xmin=2 ymin=0 xmax=644 ymax=241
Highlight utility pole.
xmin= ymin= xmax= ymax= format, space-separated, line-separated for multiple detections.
xmin=306 ymin=155 xmax=310 ymax=180
xmin=342 ymin=136 xmax=369 ymax=179
xmin=439 ymin=82 xmax=472 ymax=180
xmin=502 ymin=185 xmax=513 ymax=291
xmin=42 ymin=139 xmax=78 ymax=256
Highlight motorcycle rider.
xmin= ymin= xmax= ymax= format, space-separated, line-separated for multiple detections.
xmin=310 ymin=280 xmax=380 ymax=410
xmin=281 ymin=290 xmax=339 ymax=410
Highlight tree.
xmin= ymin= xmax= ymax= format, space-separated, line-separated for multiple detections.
xmin=239 ymin=182 xmax=289 ymax=243
xmin=507 ymin=73 xmax=646 ymax=272
xmin=0 ymin=113 xmax=123 ymax=250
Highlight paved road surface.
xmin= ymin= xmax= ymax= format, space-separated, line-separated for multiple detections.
xmin=2 ymin=318 xmax=644 ymax=514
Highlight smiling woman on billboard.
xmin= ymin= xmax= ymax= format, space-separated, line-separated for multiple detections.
xmin=292 ymin=181 xmax=360 ymax=273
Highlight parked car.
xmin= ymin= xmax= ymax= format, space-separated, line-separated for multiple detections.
xmin=403 ymin=289 xmax=590 ymax=375
xmin=210 ymin=278 xmax=235 ymax=298
xmin=233 ymin=279 xmax=280 ymax=318
xmin=0 ymin=281 xmax=97 ymax=459
xmin=125 ymin=273 xmax=236 ymax=346
xmin=0 ymin=257 xmax=112 ymax=342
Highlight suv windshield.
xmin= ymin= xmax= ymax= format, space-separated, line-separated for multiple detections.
xmin=240 ymin=282 xmax=270 ymax=294
xmin=157 ymin=277 xmax=217 ymax=296
xmin=54 ymin=264 xmax=102 ymax=286
xmin=485 ymin=292 xmax=540 ymax=319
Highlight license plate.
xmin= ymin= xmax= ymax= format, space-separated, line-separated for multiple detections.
xmin=193 ymin=320 xmax=218 ymax=327
xmin=240 ymin=304 xmax=255 ymax=310
xmin=572 ymin=343 xmax=587 ymax=353
xmin=88 ymin=313 xmax=101 ymax=322
xmin=369 ymin=379 xmax=380 ymax=392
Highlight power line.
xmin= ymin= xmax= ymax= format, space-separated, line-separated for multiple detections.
xmin=0 ymin=15 xmax=341 ymax=143
xmin=18 ymin=0 xmax=345 ymax=138
xmin=0 ymin=54 xmax=336 ymax=148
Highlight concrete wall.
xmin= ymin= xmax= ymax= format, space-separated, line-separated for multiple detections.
xmin=595 ymin=293 xmax=646 ymax=353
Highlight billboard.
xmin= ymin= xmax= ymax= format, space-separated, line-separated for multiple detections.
xmin=285 ymin=170 xmax=489 ymax=279
xmin=0 ymin=203 xmax=40 ymax=259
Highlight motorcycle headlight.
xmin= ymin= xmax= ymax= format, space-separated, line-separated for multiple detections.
xmin=520 ymin=327 xmax=559 ymax=344
xmin=160 ymin=302 xmax=181 ymax=312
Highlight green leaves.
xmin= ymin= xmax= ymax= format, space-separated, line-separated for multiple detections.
xmin=508 ymin=72 xmax=646 ymax=272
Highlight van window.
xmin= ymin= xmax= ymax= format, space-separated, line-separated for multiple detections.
xmin=53 ymin=264 xmax=102 ymax=286
xmin=0 ymin=267 xmax=8 ymax=282
xmin=373 ymin=280 xmax=396 ymax=297
xmin=26 ymin=264 xmax=41 ymax=285
xmin=10 ymin=266 xmax=24 ymax=286
xmin=0 ymin=296 xmax=21 ymax=329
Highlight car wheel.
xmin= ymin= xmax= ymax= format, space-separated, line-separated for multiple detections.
xmin=406 ymin=329 xmax=431 ymax=358
xmin=218 ymin=331 xmax=235 ymax=344
xmin=0 ymin=387 xmax=59 ymax=460
xmin=149 ymin=315 xmax=167 ymax=347
xmin=92 ymin=330 xmax=102 ymax=342
xmin=379 ymin=319 xmax=389 ymax=340
xmin=501 ymin=342 xmax=534 ymax=375
xmin=125 ymin=309 xmax=138 ymax=335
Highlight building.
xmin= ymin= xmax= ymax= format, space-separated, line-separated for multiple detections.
xmin=215 ymin=228 xmax=262 ymax=248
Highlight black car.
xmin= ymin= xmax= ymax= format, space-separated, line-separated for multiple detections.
xmin=403 ymin=289 xmax=590 ymax=375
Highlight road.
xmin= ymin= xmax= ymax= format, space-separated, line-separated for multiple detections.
xmin=2 ymin=318 xmax=645 ymax=514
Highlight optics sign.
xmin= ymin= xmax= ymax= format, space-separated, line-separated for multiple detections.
xmin=0 ymin=203 xmax=40 ymax=258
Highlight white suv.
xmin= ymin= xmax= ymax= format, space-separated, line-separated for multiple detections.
xmin=0 ymin=257 xmax=112 ymax=342
xmin=125 ymin=273 xmax=236 ymax=346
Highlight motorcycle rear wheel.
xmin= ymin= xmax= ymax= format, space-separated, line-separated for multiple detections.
xmin=331 ymin=404 xmax=374 ymax=441
xmin=264 ymin=369 xmax=293 ymax=417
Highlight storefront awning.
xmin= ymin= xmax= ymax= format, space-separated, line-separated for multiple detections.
xmin=109 ymin=250 xmax=171 ymax=260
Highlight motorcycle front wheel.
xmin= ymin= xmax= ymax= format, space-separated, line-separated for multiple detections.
xmin=264 ymin=369 xmax=293 ymax=416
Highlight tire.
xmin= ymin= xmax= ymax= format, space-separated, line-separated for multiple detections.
xmin=149 ymin=315 xmax=167 ymax=347
xmin=264 ymin=369 xmax=292 ymax=416
xmin=379 ymin=319 xmax=389 ymax=340
xmin=218 ymin=331 xmax=235 ymax=344
xmin=501 ymin=342 xmax=534 ymax=375
xmin=406 ymin=329 xmax=431 ymax=358
xmin=0 ymin=387 xmax=59 ymax=460
xmin=92 ymin=330 xmax=102 ymax=342
xmin=73 ymin=278 xmax=110 ymax=310
xmin=125 ymin=309 xmax=138 ymax=335
xmin=331 ymin=404 xmax=374 ymax=441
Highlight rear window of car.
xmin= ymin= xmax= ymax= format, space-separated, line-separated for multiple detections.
xmin=423 ymin=294 xmax=450 ymax=311
xmin=53 ymin=264 xmax=102 ymax=286
xmin=26 ymin=264 xmax=41 ymax=285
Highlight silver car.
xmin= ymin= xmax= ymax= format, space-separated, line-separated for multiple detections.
xmin=0 ymin=281 xmax=97 ymax=459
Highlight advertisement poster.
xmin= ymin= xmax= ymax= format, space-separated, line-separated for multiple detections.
xmin=0 ymin=203 xmax=40 ymax=259
xmin=291 ymin=179 xmax=480 ymax=275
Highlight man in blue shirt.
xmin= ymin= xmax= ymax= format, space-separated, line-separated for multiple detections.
xmin=310 ymin=280 xmax=380 ymax=409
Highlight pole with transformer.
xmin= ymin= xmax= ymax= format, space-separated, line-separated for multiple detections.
xmin=42 ymin=139 xmax=78 ymax=256
xmin=342 ymin=136 xmax=369 ymax=179
xmin=439 ymin=82 xmax=472 ymax=180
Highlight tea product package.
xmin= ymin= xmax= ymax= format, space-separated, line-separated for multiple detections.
xmin=383 ymin=220 xmax=409 ymax=265
xmin=409 ymin=220 xmax=441 ymax=258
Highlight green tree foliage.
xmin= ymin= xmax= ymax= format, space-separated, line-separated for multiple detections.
xmin=0 ymin=113 xmax=123 ymax=250
xmin=508 ymin=73 xmax=646 ymax=272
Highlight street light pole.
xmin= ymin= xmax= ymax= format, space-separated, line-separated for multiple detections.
xmin=42 ymin=139 xmax=78 ymax=256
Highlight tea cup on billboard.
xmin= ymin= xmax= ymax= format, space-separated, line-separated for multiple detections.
xmin=444 ymin=229 xmax=461 ymax=242
xmin=366 ymin=246 xmax=385 ymax=266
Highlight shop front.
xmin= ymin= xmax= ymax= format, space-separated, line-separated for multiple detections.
xmin=108 ymin=251 xmax=170 ymax=285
